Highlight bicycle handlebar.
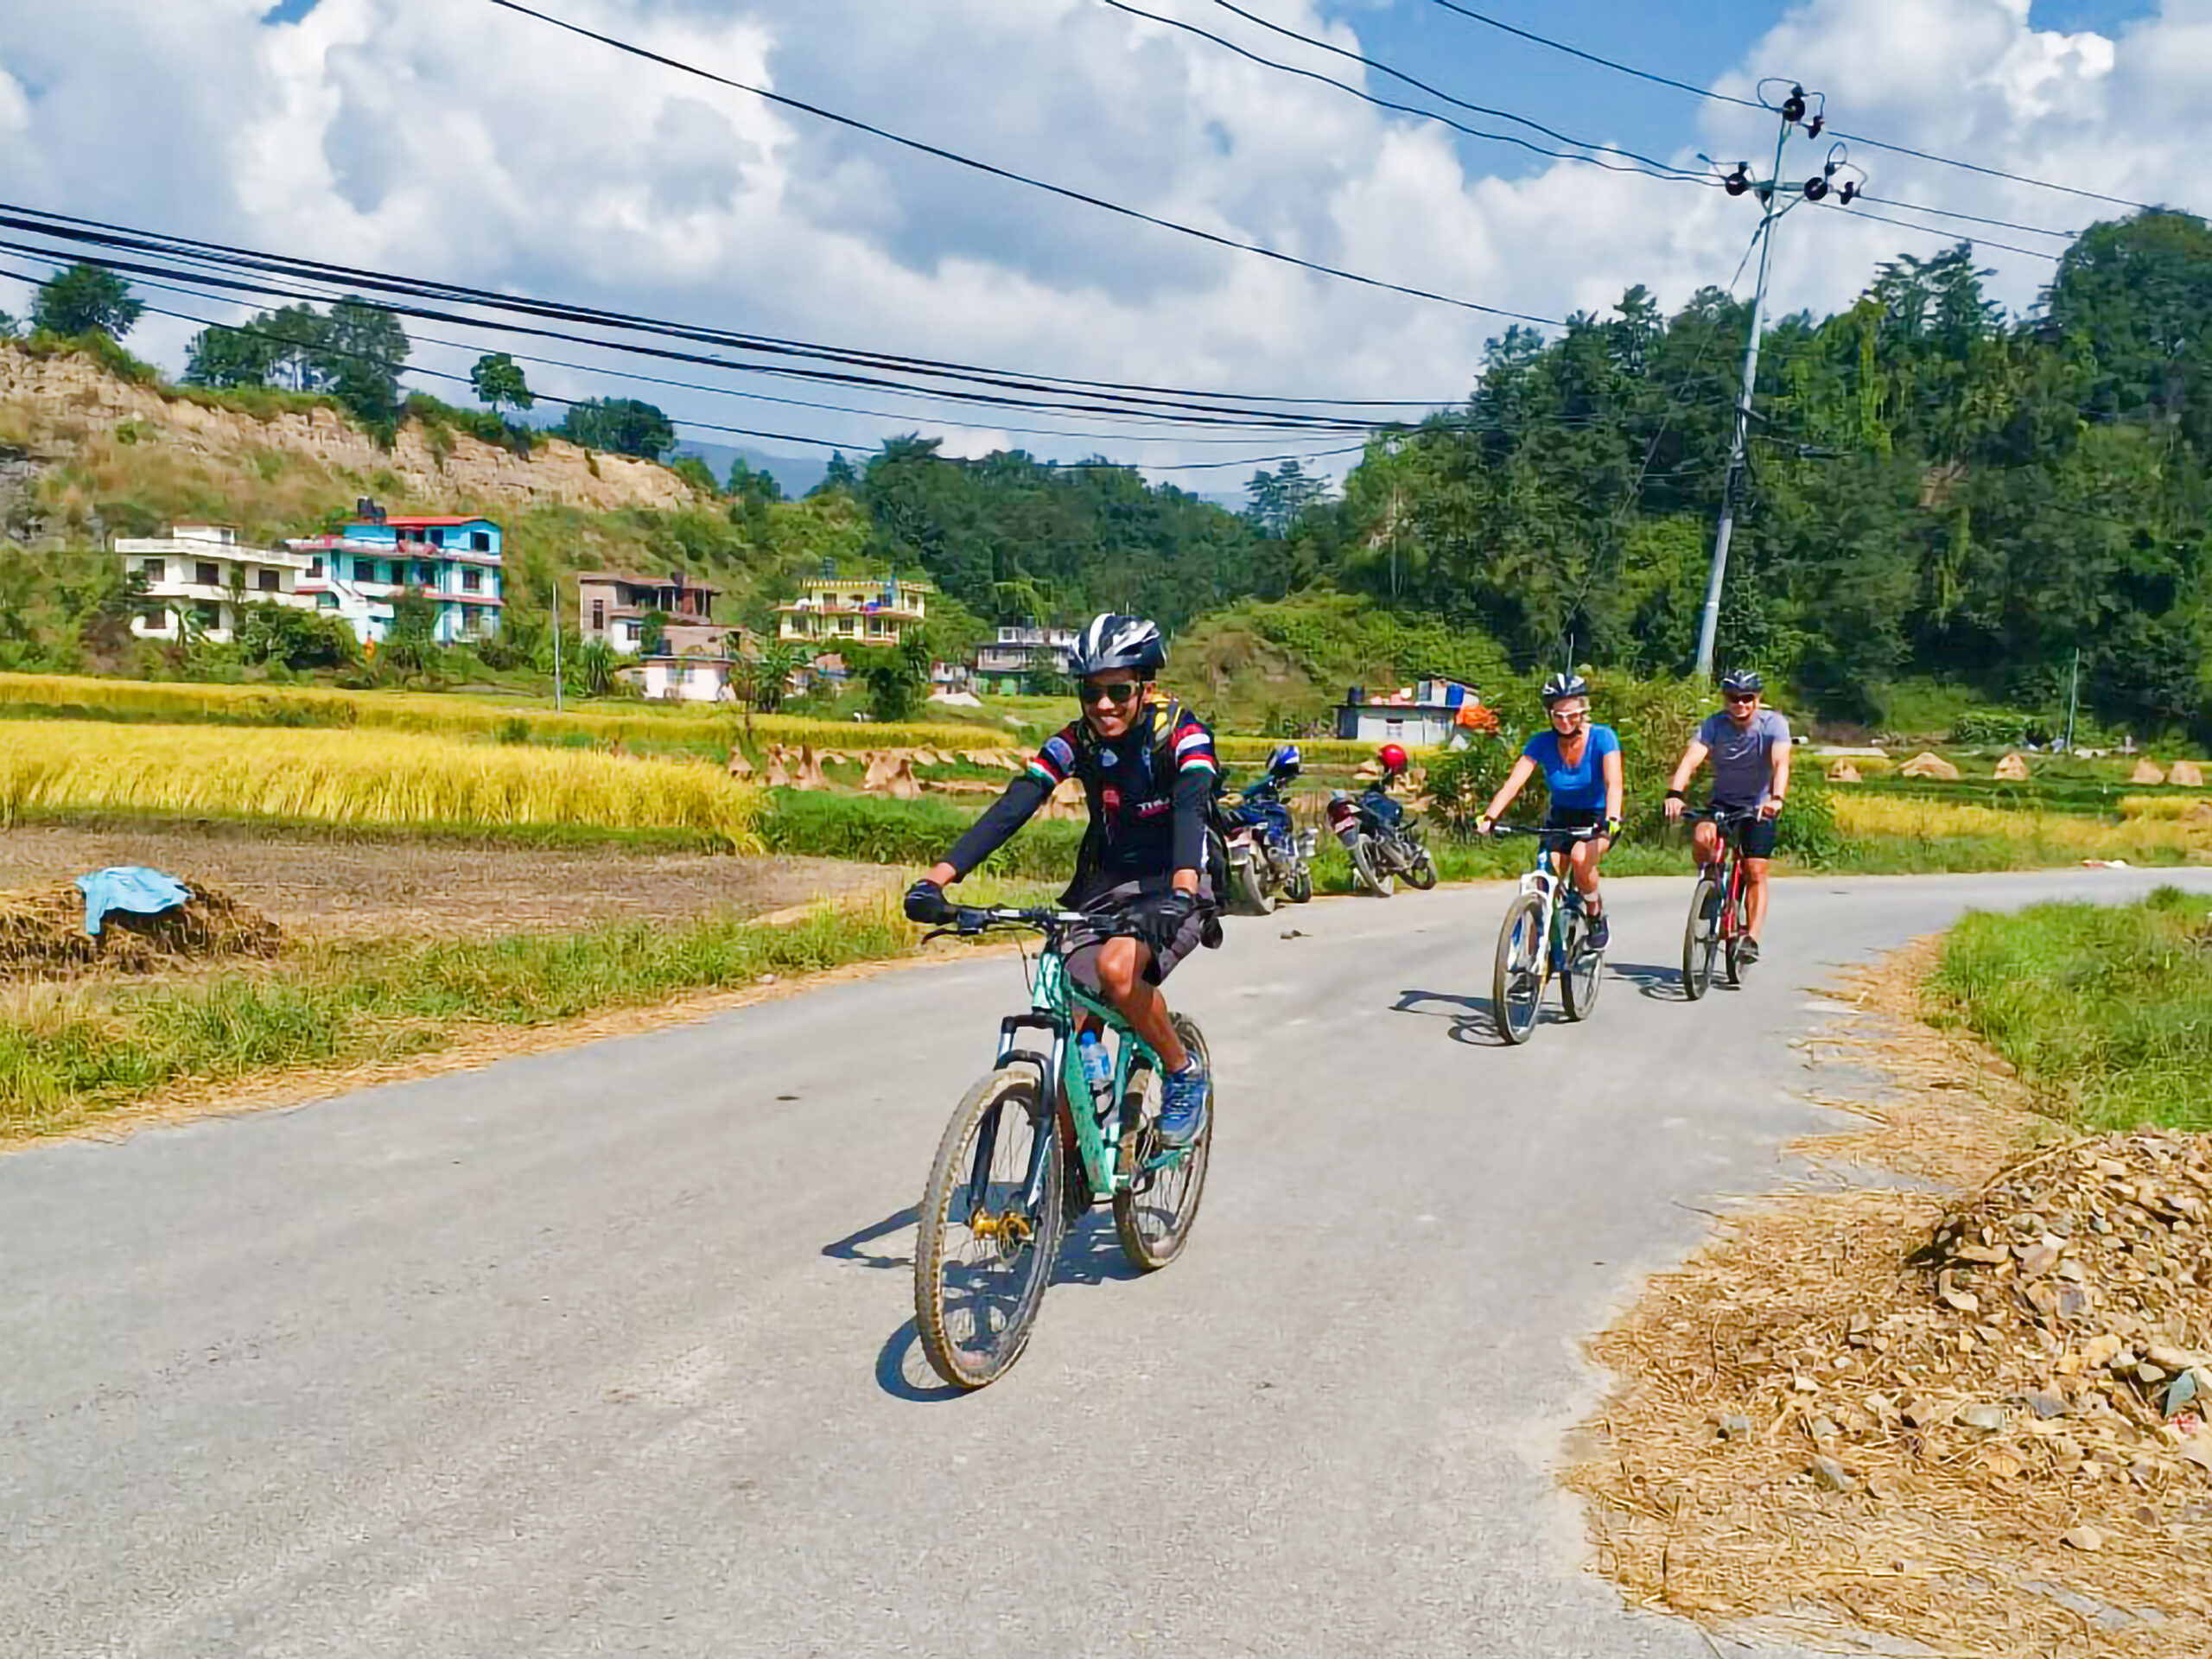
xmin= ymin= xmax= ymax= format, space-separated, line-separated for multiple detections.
xmin=920 ymin=902 xmax=1142 ymax=943
xmin=1487 ymin=823 xmax=1610 ymax=841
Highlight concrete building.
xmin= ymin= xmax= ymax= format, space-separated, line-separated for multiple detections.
xmin=288 ymin=510 xmax=505 ymax=645
xmin=118 ymin=524 xmax=316 ymax=644
xmin=1335 ymin=677 xmax=1489 ymax=749
xmin=972 ymin=622 xmax=1077 ymax=692
xmin=579 ymin=570 xmax=721 ymax=657
xmin=775 ymin=569 xmax=932 ymax=650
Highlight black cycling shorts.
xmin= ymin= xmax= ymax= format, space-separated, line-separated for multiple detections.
xmin=1712 ymin=800 xmax=1778 ymax=860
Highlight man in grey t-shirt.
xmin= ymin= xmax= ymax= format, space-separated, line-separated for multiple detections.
xmin=1663 ymin=670 xmax=1793 ymax=966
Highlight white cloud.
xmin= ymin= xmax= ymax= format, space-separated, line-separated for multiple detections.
xmin=0 ymin=0 xmax=2203 ymax=478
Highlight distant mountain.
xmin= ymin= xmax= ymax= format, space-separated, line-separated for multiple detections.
xmin=668 ymin=441 xmax=826 ymax=500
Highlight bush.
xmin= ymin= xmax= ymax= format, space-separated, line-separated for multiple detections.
xmin=759 ymin=789 xmax=1081 ymax=879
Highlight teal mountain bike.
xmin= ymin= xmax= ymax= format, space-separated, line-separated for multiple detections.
xmin=913 ymin=904 xmax=1214 ymax=1390
xmin=1488 ymin=824 xmax=1608 ymax=1045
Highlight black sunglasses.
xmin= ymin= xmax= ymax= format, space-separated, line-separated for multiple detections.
xmin=1083 ymin=681 xmax=1142 ymax=707
xmin=1726 ymin=693 xmax=1759 ymax=705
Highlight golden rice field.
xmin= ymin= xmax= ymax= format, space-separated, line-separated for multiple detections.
xmin=1835 ymin=793 xmax=2209 ymax=857
xmin=0 ymin=672 xmax=984 ymax=753
xmin=0 ymin=721 xmax=764 ymax=849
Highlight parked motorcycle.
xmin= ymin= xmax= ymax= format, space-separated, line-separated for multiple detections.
xmin=1224 ymin=744 xmax=1317 ymax=914
xmin=1325 ymin=782 xmax=1439 ymax=897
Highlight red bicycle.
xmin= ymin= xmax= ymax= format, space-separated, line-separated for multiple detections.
xmin=1681 ymin=806 xmax=1762 ymax=998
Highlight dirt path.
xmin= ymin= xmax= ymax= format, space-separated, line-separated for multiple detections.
xmin=0 ymin=824 xmax=899 ymax=944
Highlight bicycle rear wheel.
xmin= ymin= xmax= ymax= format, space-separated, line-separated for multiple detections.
xmin=1560 ymin=914 xmax=1605 ymax=1021
xmin=1405 ymin=844 xmax=1439 ymax=890
xmin=1681 ymin=876 xmax=1720 ymax=1001
xmin=1113 ymin=1015 xmax=1213 ymax=1271
xmin=1492 ymin=893 xmax=1545 ymax=1044
xmin=914 ymin=1065 xmax=1066 ymax=1390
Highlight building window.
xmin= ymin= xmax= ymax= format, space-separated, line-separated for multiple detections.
xmin=1384 ymin=719 xmax=1405 ymax=739
xmin=591 ymin=600 xmax=606 ymax=631
xmin=140 ymin=557 xmax=165 ymax=580
xmin=429 ymin=529 xmax=447 ymax=547
xmin=416 ymin=563 xmax=436 ymax=586
xmin=355 ymin=558 xmax=376 ymax=582
xmin=144 ymin=610 xmax=170 ymax=632
xmin=195 ymin=562 xmax=220 ymax=587
xmin=623 ymin=622 xmax=640 ymax=641
xmin=317 ymin=594 xmax=338 ymax=611
xmin=472 ymin=531 xmax=491 ymax=552
xmin=461 ymin=568 xmax=481 ymax=594
xmin=194 ymin=600 xmax=222 ymax=628
xmin=256 ymin=569 xmax=280 ymax=592
xmin=308 ymin=556 xmax=324 ymax=578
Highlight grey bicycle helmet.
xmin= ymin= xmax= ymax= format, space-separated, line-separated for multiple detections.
xmin=1541 ymin=671 xmax=1591 ymax=706
xmin=1070 ymin=613 xmax=1166 ymax=678
xmin=1719 ymin=669 xmax=1765 ymax=696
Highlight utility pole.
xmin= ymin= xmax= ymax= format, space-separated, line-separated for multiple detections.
xmin=551 ymin=570 xmax=565 ymax=713
xmin=1693 ymin=86 xmax=1864 ymax=682
xmin=2063 ymin=647 xmax=2081 ymax=753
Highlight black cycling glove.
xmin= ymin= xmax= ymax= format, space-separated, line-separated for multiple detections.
xmin=904 ymin=879 xmax=954 ymax=925
xmin=1137 ymin=890 xmax=1198 ymax=956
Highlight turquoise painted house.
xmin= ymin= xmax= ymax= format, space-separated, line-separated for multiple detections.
xmin=291 ymin=510 xmax=504 ymax=645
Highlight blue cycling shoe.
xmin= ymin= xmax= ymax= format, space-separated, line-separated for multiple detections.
xmin=1156 ymin=1060 xmax=1211 ymax=1148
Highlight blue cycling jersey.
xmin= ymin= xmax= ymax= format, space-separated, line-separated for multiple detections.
xmin=1521 ymin=724 xmax=1619 ymax=810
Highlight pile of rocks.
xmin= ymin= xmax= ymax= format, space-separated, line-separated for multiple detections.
xmin=1760 ymin=1132 xmax=2212 ymax=1533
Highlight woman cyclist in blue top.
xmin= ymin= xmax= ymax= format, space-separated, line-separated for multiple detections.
xmin=1473 ymin=673 xmax=1624 ymax=948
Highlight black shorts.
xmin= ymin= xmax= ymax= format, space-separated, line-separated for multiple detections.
xmin=1543 ymin=806 xmax=1610 ymax=850
xmin=1062 ymin=876 xmax=1215 ymax=992
xmin=1712 ymin=801 xmax=1778 ymax=860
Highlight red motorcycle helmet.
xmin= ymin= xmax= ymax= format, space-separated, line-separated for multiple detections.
xmin=1377 ymin=743 xmax=1410 ymax=775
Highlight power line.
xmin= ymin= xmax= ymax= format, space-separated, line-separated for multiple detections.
xmin=1421 ymin=0 xmax=2169 ymax=216
xmin=0 ymin=202 xmax=1473 ymax=428
xmin=1107 ymin=0 xmax=1702 ymax=183
xmin=474 ymin=0 xmax=1565 ymax=330
xmin=0 ymin=258 xmax=1372 ymax=478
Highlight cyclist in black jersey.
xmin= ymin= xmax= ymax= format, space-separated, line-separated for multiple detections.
xmin=905 ymin=614 xmax=1220 ymax=1147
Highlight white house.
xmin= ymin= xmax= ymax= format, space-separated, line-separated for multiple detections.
xmin=117 ymin=524 xmax=316 ymax=644
xmin=1335 ymin=677 xmax=1487 ymax=749
xmin=638 ymin=653 xmax=738 ymax=704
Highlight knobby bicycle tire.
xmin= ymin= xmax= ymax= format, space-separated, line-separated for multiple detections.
xmin=1493 ymin=892 xmax=1545 ymax=1045
xmin=914 ymin=1065 xmax=1065 ymax=1390
xmin=1351 ymin=836 xmax=1395 ymax=896
xmin=1560 ymin=912 xmax=1605 ymax=1021
xmin=1113 ymin=1014 xmax=1213 ymax=1271
xmin=1681 ymin=875 xmax=1720 ymax=1001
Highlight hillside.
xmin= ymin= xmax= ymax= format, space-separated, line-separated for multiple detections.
xmin=0 ymin=341 xmax=704 ymax=550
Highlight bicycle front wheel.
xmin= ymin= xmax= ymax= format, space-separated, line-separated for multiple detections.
xmin=1561 ymin=916 xmax=1605 ymax=1021
xmin=1724 ymin=886 xmax=1751 ymax=986
xmin=1681 ymin=876 xmax=1720 ymax=1001
xmin=1405 ymin=845 xmax=1439 ymax=890
xmin=1351 ymin=836 xmax=1395 ymax=896
xmin=1492 ymin=893 xmax=1545 ymax=1045
xmin=914 ymin=1066 xmax=1066 ymax=1390
xmin=1113 ymin=1015 xmax=1214 ymax=1271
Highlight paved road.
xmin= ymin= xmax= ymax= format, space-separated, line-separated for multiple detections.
xmin=6 ymin=868 xmax=2208 ymax=1659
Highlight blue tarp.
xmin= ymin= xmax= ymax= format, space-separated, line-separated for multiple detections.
xmin=73 ymin=867 xmax=193 ymax=938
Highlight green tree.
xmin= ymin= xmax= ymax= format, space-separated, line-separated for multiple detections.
xmin=555 ymin=397 xmax=677 ymax=461
xmin=469 ymin=353 xmax=535 ymax=421
xmin=182 ymin=325 xmax=280 ymax=390
xmin=639 ymin=609 xmax=671 ymax=656
xmin=856 ymin=633 xmax=931 ymax=722
xmin=380 ymin=587 xmax=444 ymax=676
xmin=32 ymin=263 xmax=144 ymax=340
xmin=237 ymin=602 xmax=359 ymax=670
xmin=0 ymin=308 xmax=20 ymax=341
xmin=314 ymin=299 xmax=410 ymax=429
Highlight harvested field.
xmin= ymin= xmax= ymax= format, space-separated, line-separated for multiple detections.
xmin=0 ymin=881 xmax=281 ymax=977
xmin=0 ymin=824 xmax=899 ymax=947
xmin=1570 ymin=943 xmax=2212 ymax=1656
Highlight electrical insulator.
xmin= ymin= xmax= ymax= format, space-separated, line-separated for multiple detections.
xmin=1781 ymin=86 xmax=1807 ymax=124
xmin=1804 ymin=176 xmax=1829 ymax=201
xmin=1839 ymin=181 xmax=1859 ymax=206
xmin=1808 ymin=115 xmax=1825 ymax=139
xmin=1724 ymin=166 xmax=1750 ymax=197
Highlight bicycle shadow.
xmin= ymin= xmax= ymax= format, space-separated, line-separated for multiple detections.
xmin=1389 ymin=988 xmax=1510 ymax=1046
xmin=823 ymin=1206 xmax=918 ymax=1272
xmin=869 ymin=1210 xmax=1147 ymax=1403
xmin=1608 ymin=961 xmax=1694 ymax=1002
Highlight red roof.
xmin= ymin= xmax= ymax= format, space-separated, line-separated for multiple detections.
xmin=370 ymin=516 xmax=497 ymax=528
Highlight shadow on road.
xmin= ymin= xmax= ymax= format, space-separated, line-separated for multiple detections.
xmin=875 ymin=1320 xmax=967 ymax=1403
xmin=823 ymin=1206 xmax=918 ymax=1271
xmin=1389 ymin=987 xmax=1509 ymax=1046
xmin=1606 ymin=961 xmax=1692 ymax=1002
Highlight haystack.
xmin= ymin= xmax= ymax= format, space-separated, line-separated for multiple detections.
xmin=2169 ymin=759 xmax=2205 ymax=787
xmin=1993 ymin=753 xmax=2030 ymax=781
xmin=792 ymin=744 xmax=829 ymax=791
xmin=2132 ymin=758 xmax=2169 ymax=785
xmin=887 ymin=757 xmax=921 ymax=802
xmin=0 ymin=883 xmax=281 ymax=979
xmin=912 ymin=747 xmax=944 ymax=768
xmin=1827 ymin=760 xmax=1863 ymax=784
xmin=1899 ymin=751 xmax=1962 ymax=781
xmin=762 ymin=754 xmax=793 ymax=790
xmin=861 ymin=750 xmax=895 ymax=792
xmin=725 ymin=747 xmax=754 ymax=780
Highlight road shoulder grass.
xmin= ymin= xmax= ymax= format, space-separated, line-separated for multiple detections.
xmin=1927 ymin=886 xmax=2212 ymax=1132
xmin=0 ymin=887 xmax=1045 ymax=1147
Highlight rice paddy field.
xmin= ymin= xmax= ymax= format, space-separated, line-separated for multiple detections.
xmin=0 ymin=721 xmax=765 ymax=849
